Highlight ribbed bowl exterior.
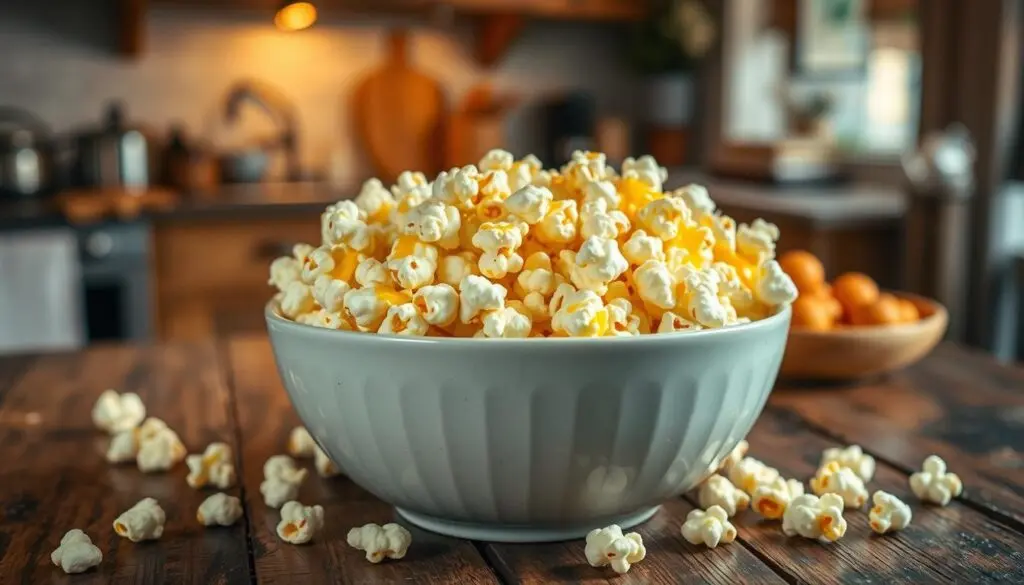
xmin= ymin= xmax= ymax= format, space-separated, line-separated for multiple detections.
xmin=267 ymin=306 xmax=790 ymax=526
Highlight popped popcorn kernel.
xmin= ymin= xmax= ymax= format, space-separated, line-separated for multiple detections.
xmin=186 ymin=442 xmax=236 ymax=489
xmin=347 ymin=523 xmax=412 ymax=563
xmin=92 ymin=389 xmax=145 ymax=435
xmin=820 ymin=444 xmax=876 ymax=482
xmin=752 ymin=477 xmax=805 ymax=520
xmin=261 ymin=455 xmax=308 ymax=508
xmin=51 ymin=529 xmax=102 ymax=574
xmin=584 ymin=524 xmax=646 ymax=574
xmin=287 ymin=427 xmax=316 ymax=458
xmin=810 ymin=461 xmax=869 ymax=509
xmin=909 ymin=455 xmax=963 ymax=506
xmin=114 ymin=498 xmax=166 ymax=542
xmin=277 ymin=501 xmax=325 ymax=544
xmin=681 ymin=505 xmax=737 ymax=548
xmin=719 ymin=440 xmax=748 ymax=474
xmin=782 ymin=493 xmax=847 ymax=543
xmin=698 ymin=475 xmax=750 ymax=517
xmin=197 ymin=493 xmax=243 ymax=527
xmin=728 ymin=457 xmax=780 ymax=495
xmin=551 ymin=289 xmax=609 ymax=337
xmin=273 ymin=153 xmax=796 ymax=337
xmin=135 ymin=418 xmax=186 ymax=473
xmin=314 ymin=445 xmax=342 ymax=477
xmin=869 ymin=490 xmax=912 ymax=534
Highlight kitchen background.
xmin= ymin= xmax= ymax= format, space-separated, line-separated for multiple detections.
xmin=1 ymin=0 xmax=1022 ymax=362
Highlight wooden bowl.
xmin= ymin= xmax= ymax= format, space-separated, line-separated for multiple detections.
xmin=780 ymin=292 xmax=948 ymax=381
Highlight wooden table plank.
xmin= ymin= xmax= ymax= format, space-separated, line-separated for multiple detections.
xmin=484 ymin=498 xmax=787 ymax=584
xmin=0 ymin=343 xmax=252 ymax=584
xmin=0 ymin=354 xmax=33 ymax=404
xmin=730 ymin=408 xmax=1024 ymax=584
xmin=771 ymin=344 xmax=1024 ymax=527
xmin=225 ymin=335 xmax=500 ymax=585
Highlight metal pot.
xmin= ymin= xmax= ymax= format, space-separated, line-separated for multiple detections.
xmin=72 ymin=102 xmax=152 ymax=190
xmin=0 ymin=107 xmax=56 ymax=199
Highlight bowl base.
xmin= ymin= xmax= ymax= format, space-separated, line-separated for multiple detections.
xmin=395 ymin=505 xmax=661 ymax=543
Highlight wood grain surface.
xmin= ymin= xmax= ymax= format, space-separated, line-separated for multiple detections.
xmin=2 ymin=338 xmax=1024 ymax=584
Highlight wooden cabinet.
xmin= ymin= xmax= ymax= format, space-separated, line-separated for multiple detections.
xmin=153 ymin=216 xmax=320 ymax=341
xmin=442 ymin=0 xmax=645 ymax=20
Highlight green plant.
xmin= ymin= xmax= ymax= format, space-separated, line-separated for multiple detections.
xmin=626 ymin=0 xmax=716 ymax=75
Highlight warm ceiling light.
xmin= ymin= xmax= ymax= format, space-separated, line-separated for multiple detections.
xmin=275 ymin=1 xmax=317 ymax=32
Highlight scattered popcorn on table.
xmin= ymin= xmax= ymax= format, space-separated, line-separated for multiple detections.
xmin=186 ymin=442 xmax=235 ymax=489
xmin=681 ymin=505 xmax=737 ymax=549
xmin=782 ymin=493 xmax=847 ymax=543
xmin=268 ymin=150 xmax=797 ymax=335
xmin=314 ymin=445 xmax=342 ymax=478
xmin=120 ymin=417 xmax=186 ymax=473
xmin=810 ymin=461 xmax=869 ymax=509
xmin=197 ymin=493 xmax=243 ymax=527
xmin=698 ymin=475 xmax=750 ymax=517
xmin=261 ymin=455 xmax=308 ymax=508
xmin=869 ymin=490 xmax=912 ymax=534
xmin=287 ymin=426 xmax=316 ymax=459
xmin=728 ymin=457 xmax=780 ymax=495
xmin=347 ymin=523 xmax=412 ymax=563
xmin=752 ymin=477 xmax=805 ymax=520
xmin=92 ymin=389 xmax=145 ymax=435
xmin=820 ymin=444 xmax=876 ymax=482
xmin=718 ymin=440 xmax=748 ymax=474
xmin=276 ymin=501 xmax=326 ymax=544
xmin=114 ymin=498 xmax=166 ymax=542
xmin=51 ymin=529 xmax=102 ymax=574
xmin=584 ymin=524 xmax=646 ymax=574
xmin=909 ymin=455 xmax=963 ymax=506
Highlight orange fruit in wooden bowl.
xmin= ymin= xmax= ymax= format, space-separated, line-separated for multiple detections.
xmin=779 ymin=250 xmax=826 ymax=294
xmin=781 ymin=291 xmax=948 ymax=381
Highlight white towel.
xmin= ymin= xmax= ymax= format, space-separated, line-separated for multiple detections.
xmin=0 ymin=228 xmax=84 ymax=353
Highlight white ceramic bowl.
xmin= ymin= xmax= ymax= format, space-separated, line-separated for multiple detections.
xmin=266 ymin=304 xmax=791 ymax=542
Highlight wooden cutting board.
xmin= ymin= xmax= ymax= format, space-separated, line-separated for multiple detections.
xmin=353 ymin=30 xmax=445 ymax=183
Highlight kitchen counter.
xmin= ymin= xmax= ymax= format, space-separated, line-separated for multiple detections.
xmin=0 ymin=182 xmax=343 ymax=231
xmin=667 ymin=169 xmax=908 ymax=228
xmin=1 ymin=338 xmax=1023 ymax=583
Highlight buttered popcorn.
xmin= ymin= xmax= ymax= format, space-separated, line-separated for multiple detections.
xmin=681 ymin=505 xmax=737 ymax=549
xmin=269 ymin=150 xmax=797 ymax=336
xmin=698 ymin=475 xmax=750 ymax=517
xmin=186 ymin=442 xmax=235 ymax=489
xmin=810 ymin=461 xmax=869 ymax=509
xmin=114 ymin=498 xmax=166 ymax=542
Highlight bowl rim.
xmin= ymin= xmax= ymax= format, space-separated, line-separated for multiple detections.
xmin=266 ymin=301 xmax=792 ymax=348
xmin=787 ymin=290 xmax=948 ymax=340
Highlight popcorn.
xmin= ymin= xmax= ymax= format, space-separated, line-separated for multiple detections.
xmin=571 ymin=236 xmax=629 ymax=295
xmin=810 ymin=461 xmax=868 ymax=509
xmin=622 ymin=229 xmax=665 ymax=266
xmin=482 ymin=306 xmax=532 ymax=338
xmin=186 ymin=442 xmax=236 ymax=489
xmin=551 ymin=289 xmax=609 ymax=337
xmin=909 ymin=455 xmax=963 ymax=505
xmin=869 ymin=490 xmax=912 ymax=534
xmin=584 ymin=525 xmax=646 ymax=574
xmin=92 ymin=389 xmax=146 ymax=435
xmin=114 ymin=498 xmax=166 ymax=542
xmin=635 ymin=260 xmax=676 ymax=310
xmin=277 ymin=501 xmax=325 ymax=544
xmin=314 ymin=445 xmax=342 ymax=477
xmin=459 ymin=275 xmax=507 ymax=324
xmin=505 ymin=185 xmax=553 ymax=224
xmin=347 ymin=523 xmax=412 ymax=563
xmin=51 ymin=529 xmax=102 ymax=574
xmin=270 ymin=152 xmax=798 ymax=337
xmin=379 ymin=303 xmax=429 ymax=336
xmin=197 ymin=493 xmax=243 ymax=527
xmin=472 ymin=221 xmax=527 ymax=279
xmin=782 ymin=493 xmax=847 ymax=543
xmin=752 ymin=477 xmax=805 ymax=520
xmin=261 ymin=455 xmax=308 ymax=508
xmin=820 ymin=444 xmax=876 ymax=482
xmin=134 ymin=418 xmax=186 ymax=473
xmin=719 ymin=440 xmax=748 ymax=474
xmin=728 ymin=457 xmax=780 ymax=495
xmin=698 ymin=475 xmax=750 ymax=517
xmin=287 ymin=427 xmax=316 ymax=458
xmin=680 ymin=505 xmax=737 ymax=548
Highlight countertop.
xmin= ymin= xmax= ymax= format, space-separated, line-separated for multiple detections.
xmin=0 ymin=182 xmax=342 ymax=231
xmin=1 ymin=338 xmax=1022 ymax=583
xmin=0 ymin=173 xmax=909 ymax=232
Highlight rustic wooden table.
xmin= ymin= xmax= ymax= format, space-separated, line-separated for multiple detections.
xmin=2 ymin=336 xmax=1023 ymax=584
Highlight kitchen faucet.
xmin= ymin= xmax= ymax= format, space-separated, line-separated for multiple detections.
xmin=222 ymin=80 xmax=302 ymax=182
